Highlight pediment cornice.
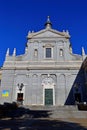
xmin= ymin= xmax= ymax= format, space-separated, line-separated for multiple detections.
xmin=27 ymin=28 xmax=70 ymax=39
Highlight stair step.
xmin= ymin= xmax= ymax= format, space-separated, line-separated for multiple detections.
xmin=50 ymin=111 xmax=87 ymax=118
xmin=24 ymin=105 xmax=78 ymax=111
xmin=23 ymin=105 xmax=87 ymax=118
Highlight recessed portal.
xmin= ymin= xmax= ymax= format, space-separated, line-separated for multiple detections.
xmin=45 ymin=89 xmax=53 ymax=105
xmin=17 ymin=93 xmax=23 ymax=105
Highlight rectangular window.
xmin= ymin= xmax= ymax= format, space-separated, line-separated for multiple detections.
xmin=46 ymin=48 xmax=51 ymax=58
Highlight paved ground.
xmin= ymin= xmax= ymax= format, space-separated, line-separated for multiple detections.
xmin=0 ymin=104 xmax=87 ymax=130
xmin=0 ymin=117 xmax=87 ymax=130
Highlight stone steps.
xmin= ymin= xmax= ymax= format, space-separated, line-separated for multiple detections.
xmin=23 ymin=105 xmax=87 ymax=118
xmin=24 ymin=105 xmax=78 ymax=111
xmin=49 ymin=110 xmax=87 ymax=118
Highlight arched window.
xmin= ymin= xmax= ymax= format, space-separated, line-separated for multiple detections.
xmin=59 ymin=49 xmax=63 ymax=56
xmin=34 ymin=49 xmax=38 ymax=57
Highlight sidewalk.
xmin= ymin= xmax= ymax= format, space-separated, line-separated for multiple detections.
xmin=0 ymin=104 xmax=87 ymax=130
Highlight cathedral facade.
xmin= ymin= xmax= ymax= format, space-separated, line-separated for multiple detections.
xmin=0 ymin=17 xmax=86 ymax=106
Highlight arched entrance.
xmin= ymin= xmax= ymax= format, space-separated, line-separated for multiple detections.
xmin=42 ymin=75 xmax=55 ymax=105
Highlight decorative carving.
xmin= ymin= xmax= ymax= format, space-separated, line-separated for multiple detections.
xmin=42 ymin=75 xmax=55 ymax=86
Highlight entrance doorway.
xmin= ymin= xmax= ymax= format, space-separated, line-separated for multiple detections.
xmin=17 ymin=93 xmax=23 ymax=105
xmin=75 ymin=93 xmax=81 ymax=103
xmin=45 ymin=89 xmax=53 ymax=105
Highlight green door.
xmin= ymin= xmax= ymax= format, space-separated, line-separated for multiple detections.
xmin=45 ymin=89 xmax=53 ymax=105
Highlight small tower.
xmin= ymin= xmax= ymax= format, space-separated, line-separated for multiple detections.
xmin=6 ymin=48 xmax=9 ymax=56
xmin=45 ymin=16 xmax=52 ymax=29
xmin=13 ymin=48 xmax=16 ymax=56
xmin=5 ymin=48 xmax=10 ymax=61
xmin=82 ymin=47 xmax=86 ymax=60
xmin=25 ymin=43 xmax=28 ymax=54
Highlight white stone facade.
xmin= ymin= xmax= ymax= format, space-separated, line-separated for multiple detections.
xmin=0 ymin=17 xmax=86 ymax=105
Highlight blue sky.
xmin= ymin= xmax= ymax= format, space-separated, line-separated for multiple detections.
xmin=0 ymin=0 xmax=87 ymax=66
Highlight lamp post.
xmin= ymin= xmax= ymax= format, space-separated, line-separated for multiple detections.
xmin=17 ymin=83 xmax=24 ymax=105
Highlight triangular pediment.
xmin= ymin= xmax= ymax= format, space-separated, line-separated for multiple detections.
xmin=34 ymin=30 xmax=63 ymax=38
xmin=27 ymin=29 xmax=70 ymax=39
